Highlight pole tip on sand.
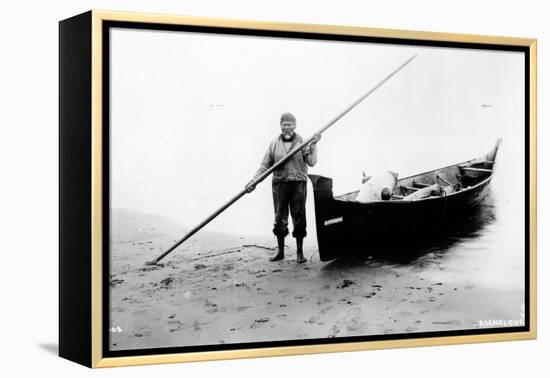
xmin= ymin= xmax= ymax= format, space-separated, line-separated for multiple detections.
xmin=145 ymin=260 xmax=158 ymax=266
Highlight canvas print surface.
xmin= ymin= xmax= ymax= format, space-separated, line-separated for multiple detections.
xmin=107 ymin=27 xmax=526 ymax=352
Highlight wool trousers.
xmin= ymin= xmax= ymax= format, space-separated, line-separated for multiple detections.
xmin=271 ymin=181 xmax=307 ymax=238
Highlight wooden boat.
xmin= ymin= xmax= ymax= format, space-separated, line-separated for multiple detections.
xmin=308 ymin=140 xmax=502 ymax=262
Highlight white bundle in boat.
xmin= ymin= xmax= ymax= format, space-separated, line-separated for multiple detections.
xmin=356 ymin=170 xmax=398 ymax=202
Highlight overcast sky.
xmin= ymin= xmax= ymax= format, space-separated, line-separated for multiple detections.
xmin=110 ymin=27 xmax=525 ymax=241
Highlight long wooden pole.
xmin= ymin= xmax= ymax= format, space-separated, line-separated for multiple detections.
xmin=146 ymin=54 xmax=416 ymax=265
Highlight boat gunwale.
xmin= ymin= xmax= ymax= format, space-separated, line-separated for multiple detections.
xmin=330 ymin=159 xmax=495 ymax=205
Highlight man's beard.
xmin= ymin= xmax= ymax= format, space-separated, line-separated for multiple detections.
xmin=282 ymin=132 xmax=295 ymax=141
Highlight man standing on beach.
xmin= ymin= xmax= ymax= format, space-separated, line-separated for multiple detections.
xmin=246 ymin=112 xmax=321 ymax=263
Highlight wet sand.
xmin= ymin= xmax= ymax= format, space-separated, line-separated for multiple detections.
xmin=109 ymin=208 xmax=524 ymax=351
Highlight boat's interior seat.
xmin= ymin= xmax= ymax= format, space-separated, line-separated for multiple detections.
xmin=459 ymin=167 xmax=492 ymax=173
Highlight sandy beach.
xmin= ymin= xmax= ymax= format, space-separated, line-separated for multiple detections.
xmin=108 ymin=208 xmax=524 ymax=351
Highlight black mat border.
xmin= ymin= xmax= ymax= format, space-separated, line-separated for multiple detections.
xmin=101 ymin=20 xmax=531 ymax=359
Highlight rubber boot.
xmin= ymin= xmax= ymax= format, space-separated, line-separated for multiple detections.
xmin=296 ymin=237 xmax=307 ymax=263
xmin=270 ymin=236 xmax=285 ymax=261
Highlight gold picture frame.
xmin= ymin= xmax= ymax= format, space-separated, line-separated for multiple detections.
xmin=59 ymin=10 xmax=537 ymax=368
